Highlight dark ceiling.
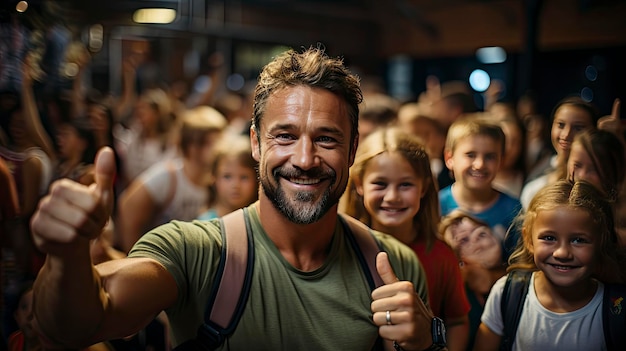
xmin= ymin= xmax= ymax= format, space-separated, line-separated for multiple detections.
xmin=4 ymin=0 xmax=625 ymax=58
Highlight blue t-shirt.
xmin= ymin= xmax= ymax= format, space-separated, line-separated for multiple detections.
xmin=439 ymin=185 xmax=522 ymax=257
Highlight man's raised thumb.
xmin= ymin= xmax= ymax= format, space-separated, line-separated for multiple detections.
xmin=93 ymin=147 xmax=116 ymax=206
xmin=376 ymin=252 xmax=399 ymax=285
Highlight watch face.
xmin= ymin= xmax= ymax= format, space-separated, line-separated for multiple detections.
xmin=432 ymin=316 xmax=447 ymax=346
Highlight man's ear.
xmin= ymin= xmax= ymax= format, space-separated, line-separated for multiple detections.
xmin=444 ymin=149 xmax=454 ymax=170
xmin=348 ymin=134 xmax=359 ymax=167
xmin=250 ymin=126 xmax=260 ymax=162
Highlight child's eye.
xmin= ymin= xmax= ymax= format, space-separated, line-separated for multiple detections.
xmin=485 ymin=154 xmax=498 ymax=161
xmin=400 ymin=182 xmax=414 ymax=188
xmin=571 ymin=237 xmax=590 ymax=244
xmin=465 ymin=152 xmax=476 ymax=158
xmin=539 ymin=235 xmax=556 ymax=241
xmin=556 ymin=122 xmax=565 ymax=129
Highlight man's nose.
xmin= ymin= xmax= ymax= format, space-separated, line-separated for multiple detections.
xmin=292 ymin=137 xmax=320 ymax=170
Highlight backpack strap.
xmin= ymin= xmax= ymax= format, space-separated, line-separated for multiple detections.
xmin=500 ymin=270 xmax=532 ymax=351
xmin=174 ymin=208 xmax=254 ymax=351
xmin=602 ymin=282 xmax=626 ymax=351
xmin=339 ymin=214 xmax=384 ymax=290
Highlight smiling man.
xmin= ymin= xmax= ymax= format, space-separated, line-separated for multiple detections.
xmin=30 ymin=47 xmax=442 ymax=351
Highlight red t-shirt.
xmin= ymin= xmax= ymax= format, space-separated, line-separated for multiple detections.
xmin=410 ymin=239 xmax=470 ymax=319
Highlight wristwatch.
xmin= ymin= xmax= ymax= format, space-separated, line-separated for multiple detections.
xmin=392 ymin=316 xmax=447 ymax=351
xmin=427 ymin=316 xmax=447 ymax=350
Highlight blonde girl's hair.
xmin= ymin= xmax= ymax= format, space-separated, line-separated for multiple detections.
xmin=444 ymin=115 xmax=505 ymax=155
xmin=508 ymin=180 xmax=626 ymax=284
xmin=341 ymin=127 xmax=441 ymax=251
xmin=206 ymin=135 xmax=259 ymax=208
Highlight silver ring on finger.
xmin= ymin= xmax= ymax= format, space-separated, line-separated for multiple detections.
xmin=386 ymin=310 xmax=392 ymax=325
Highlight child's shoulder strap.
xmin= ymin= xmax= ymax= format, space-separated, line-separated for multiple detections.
xmin=500 ymin=270 xmax=532 ymax=351
xmin=174 ymin=207 xmax=254 ymax=350
xmin=602 ymin=282 xmax=626 ymax=351
xmin=338 ymin=214 xmax=384 ymax=289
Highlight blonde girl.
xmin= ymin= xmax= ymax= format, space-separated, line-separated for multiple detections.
xmin=197 ymin=135 xmax=258 ymax=220
xmin=475 ymin=180 xmax=626 ymax=350
xmin=341 ymin=127 xmax=470 ymax=351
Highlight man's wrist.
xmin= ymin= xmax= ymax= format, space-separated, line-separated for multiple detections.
xmin=392 ymin=316 xmax=447 ymax=351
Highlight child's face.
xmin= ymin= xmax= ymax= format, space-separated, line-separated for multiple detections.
xmin=214 ymin=155 xmax=258 ymax=210
xmin=446 ymin=217 xmax=502 ymax=268
xmin=356 ymin=152 xmax=426 ymax=233
xmin=56 ymin=124 xmax=86 ymax=160
xmin=529 ymin=206 xmax=597 ymax=289
xmin=567 ymin=142 xmax=601 ymax=190
xmin=14 ymin=289 xmax=36 ymax=339
xmin=445 ymin=135 xmax=501 ymax=191
xmin=551 ymin=105 xmax=594 ymax=161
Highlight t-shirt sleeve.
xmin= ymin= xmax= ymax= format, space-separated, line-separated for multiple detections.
xmin=480 ymin=274 xmax=508 ymax=336
xmin=128 ymin=219 xmax=223 ymax=312
xmin=441 ymin=245 xmax=471 ymax=318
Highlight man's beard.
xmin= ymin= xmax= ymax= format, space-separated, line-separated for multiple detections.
xmin=260 ymin=165 xmax=339 ymax=224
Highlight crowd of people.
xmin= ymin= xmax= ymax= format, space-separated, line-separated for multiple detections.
xmin=1 ymin=39 xmax=626 ymax=351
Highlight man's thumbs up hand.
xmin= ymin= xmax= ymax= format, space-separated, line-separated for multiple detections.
xmin=376 ymin=251 xmax=400 ymax=285
xmin=371 ymin=252 xmax=435 ymax=351
xmin=91 ymin=147 xmax=116 ymax=218
xmin=32 ymin=147 xmax=117 ymax=256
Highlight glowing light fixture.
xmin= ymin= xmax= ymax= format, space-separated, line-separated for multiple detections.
xmin=469 ymin=69 xmax=491 ymax=92
xmin=16 ymin=1 xmax=28 ymax=13
xmin=476 ymin=47 xmax=507 ymax=64
xmin=133 ymin=8 xmax=176 ymax=24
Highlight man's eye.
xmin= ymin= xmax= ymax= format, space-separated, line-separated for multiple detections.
xmin=317 ymin=136 xmax=336 ymax=142
xmin=276 ymin=133 xmax=294 ymax=140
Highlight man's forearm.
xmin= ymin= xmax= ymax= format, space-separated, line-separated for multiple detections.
xmin=34 ymin=248 xmax=108 ymax=348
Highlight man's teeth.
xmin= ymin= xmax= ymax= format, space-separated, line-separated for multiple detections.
xmin=290 ymin=178 xmax=320 ymax=185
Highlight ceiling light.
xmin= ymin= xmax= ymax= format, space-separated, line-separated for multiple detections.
xmin=476 ymin=47 xmax=507 ymax=64
xmin=16 ymin=1 xmax=28 ymax=13
xmin=133 ymin=8 xmax=177 ymax=24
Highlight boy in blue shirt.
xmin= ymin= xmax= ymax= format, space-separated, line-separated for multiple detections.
xmin=439 ymin=116 xmax=522 ymax=257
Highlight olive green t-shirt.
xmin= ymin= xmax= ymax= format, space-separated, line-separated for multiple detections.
xmin=129 ymin=204 xmax=428 ymax=350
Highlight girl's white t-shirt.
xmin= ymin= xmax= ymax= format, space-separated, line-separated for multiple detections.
xmin=481 ymin=272 xmax=606 ymax=351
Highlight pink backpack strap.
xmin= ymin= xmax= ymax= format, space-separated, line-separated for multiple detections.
xmin=208 ymin=208 xmax=251 ymax=329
